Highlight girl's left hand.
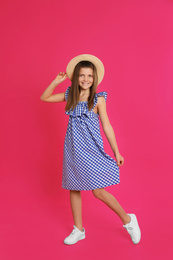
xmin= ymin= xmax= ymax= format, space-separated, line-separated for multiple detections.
xmin=115 ymin=153 xmax=124 ymax=166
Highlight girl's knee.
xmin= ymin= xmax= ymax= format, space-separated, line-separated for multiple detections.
xmin=92 ymin=188 xmax=105 ymax=199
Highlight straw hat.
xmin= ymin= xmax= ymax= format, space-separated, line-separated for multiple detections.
xmin=66 ymin=54 xmax=105 ymax=85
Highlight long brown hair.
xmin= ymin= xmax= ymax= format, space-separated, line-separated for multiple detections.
xmin=65 ymin=61 xmax=98 ymax=112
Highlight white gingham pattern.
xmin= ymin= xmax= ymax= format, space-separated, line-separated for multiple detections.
xmin=62 ymin=86 xmax=120 ymax=190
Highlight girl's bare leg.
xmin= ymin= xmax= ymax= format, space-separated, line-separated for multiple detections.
xmin=70 ymin=190 xmax=83 ymax=231
xmin=92 ymin=188 xmax=131 ymax=225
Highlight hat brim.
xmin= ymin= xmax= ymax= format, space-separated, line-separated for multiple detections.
xmin=66 ymin=54 xmax=104 ymax=85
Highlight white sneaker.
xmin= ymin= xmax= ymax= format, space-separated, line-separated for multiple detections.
xmin=123 ymin=214 xmax=141 ymax=244
xmin=64 ymin=225 xmax=85 ymax=245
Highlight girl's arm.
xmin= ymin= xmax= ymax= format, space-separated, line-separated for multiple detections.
xmin=40 ymin=72 xmax=68 ymax=102
xmin=97 ymin=97 xmax=124 ymax=166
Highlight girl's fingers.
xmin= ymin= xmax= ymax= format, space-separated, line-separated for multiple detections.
xmin=118 ymin=160 xmax=124 ymax=166
xmin=58 ymin=72 xmax=67 ymax=76
xmin=55 ymin=72 xmax=67 ymax=82
xmin=63 ymin=74 xmax=68 ymax=79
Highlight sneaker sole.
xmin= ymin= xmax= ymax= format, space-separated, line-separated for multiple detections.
xmin=64 ymin=234 xmax=86 ymax=245
xmin=131 ymin=214 xmax=141 ymax=244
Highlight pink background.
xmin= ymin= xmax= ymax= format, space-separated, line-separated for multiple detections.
xmin=0 ymin=0 xmax=173 ymax=259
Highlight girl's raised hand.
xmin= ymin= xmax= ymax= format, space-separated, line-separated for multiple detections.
xmin=115 ymin=153 xmax=124 ymax=167
xmin=54 ymin=72 xmax=68 ymax=84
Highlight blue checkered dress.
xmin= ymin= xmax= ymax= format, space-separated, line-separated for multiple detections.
xmin=62 ymin=86 xmax=120 ymax=191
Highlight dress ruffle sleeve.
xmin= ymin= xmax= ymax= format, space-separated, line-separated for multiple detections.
xmin=93 ymin=91 xmax=107 ymax=109
xmin=65 ymin=86 xmax=71 ymax=101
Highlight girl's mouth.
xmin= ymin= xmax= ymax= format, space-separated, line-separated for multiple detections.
xmin=82 ymin=82 xmax=90 ymax=85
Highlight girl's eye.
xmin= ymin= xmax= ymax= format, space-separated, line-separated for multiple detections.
xmin=79 ymin=74 xmax=93 ymax=77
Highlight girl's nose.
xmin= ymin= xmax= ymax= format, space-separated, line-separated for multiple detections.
xmin=84 ymin=76 xmax=89 ymax=81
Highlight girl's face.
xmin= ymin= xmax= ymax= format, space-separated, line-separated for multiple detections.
xmin=78 ymin=67 xmax=94 ymax=90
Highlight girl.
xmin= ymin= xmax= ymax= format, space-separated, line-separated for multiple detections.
xmin=40 ymin=54 xmax=141 ymax=245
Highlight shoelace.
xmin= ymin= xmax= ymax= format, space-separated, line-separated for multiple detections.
xmin=71 ymin=229 xmax=77 ymax=235
xmin=71 ymin=226 xmax=82 ymax=236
